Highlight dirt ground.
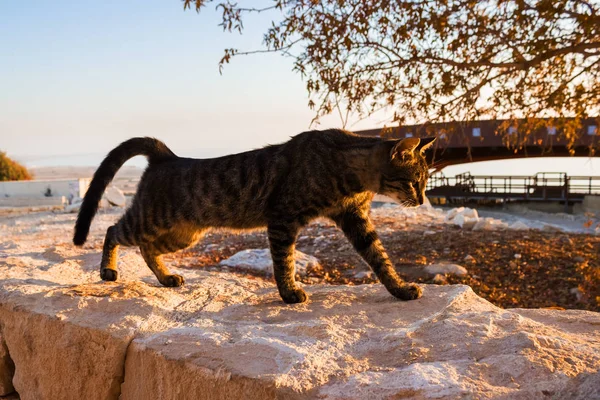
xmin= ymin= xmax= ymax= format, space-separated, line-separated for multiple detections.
xmin=167 ymin=213 xmax=600 ymax=312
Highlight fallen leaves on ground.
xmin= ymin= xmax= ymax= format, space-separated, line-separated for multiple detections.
xmin=168 ymin=215 xmax=600 ymax=312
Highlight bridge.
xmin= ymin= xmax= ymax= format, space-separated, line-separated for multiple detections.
xmin=357 ymin=118 xmax=599 ymax=168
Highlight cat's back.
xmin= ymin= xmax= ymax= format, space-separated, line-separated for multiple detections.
xmin=131 ymin=130 xmax=376 ymax=227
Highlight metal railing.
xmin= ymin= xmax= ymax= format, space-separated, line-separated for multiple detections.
xmin=427 ymin=172 xmax=600 ymax=202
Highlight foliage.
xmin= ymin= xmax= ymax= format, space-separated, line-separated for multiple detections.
xmin=0 ymin=151 xmax=32 ymax=181
xmin=183 ymin=0 xmax=600 ymax=148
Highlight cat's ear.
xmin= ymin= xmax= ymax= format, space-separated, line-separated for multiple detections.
xmin=417 ymin=137 xmax=436 ymax=153
xmin=390 ymin=138 xmax=420 ymax=160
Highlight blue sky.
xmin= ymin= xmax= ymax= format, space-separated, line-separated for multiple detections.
xmin=0 ymin=0 xmax=356 ymax=165
xmin=0 ymin=1 xmax=597 ymax=176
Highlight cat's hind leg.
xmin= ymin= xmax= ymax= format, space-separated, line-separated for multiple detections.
xmin=140 ymin=245 xmax=185 ymax=287
xmin=140 ymin=226 xmax=203 ymax=287
xmin=100 ymin=210 xmax=151 ymax=282
xmin=100 ymin=225 xmax=120 ymax=281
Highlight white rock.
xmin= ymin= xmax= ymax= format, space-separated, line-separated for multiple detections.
xmin=542 ymin=224 xmax=563 ymax=232
xmin=508 ymin=221 xmax=530 ymax=231
xmin=424 ymin=263 xmax=468 ymax=276
xmin=570 ymin=287 xmax=584 ymax=302
xmin=445 ymin=207 xmax=480 ymax=229
xmin=464 ymin=255 xmax=476 ymax=263
xmin=514 ymin=253 xmax=522 ymax=259
xmin=445 ymin=207 xmax=465 ymax=221
xmin=219 ymin=248 xmax=319 ymax=274
xmin=64 ymin=202 xmax=81 ymax=213
xmin=445 ymin=207 xmax=478 ymax=221
xmin=103 ymin=186 xmax=126 ymax=207
xmin=473 ymin=218 xmax=509 ymax=231
xmin=452 ymin=214 xmax=479 ymax=229
xmin=355 ymin=271 xmax=374 ymax=279
xmin=460 ymin=207 xmax=479 ymax=219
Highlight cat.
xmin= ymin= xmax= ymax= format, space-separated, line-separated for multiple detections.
xmin=73 ymin=129 xmax=435 ymax=304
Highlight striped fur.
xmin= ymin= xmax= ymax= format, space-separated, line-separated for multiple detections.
xmin=74 ymin=129 xmax=434 ymax=303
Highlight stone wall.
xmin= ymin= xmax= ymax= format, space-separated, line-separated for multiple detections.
xmin=1 ymin=274 xmax=599 ymax=399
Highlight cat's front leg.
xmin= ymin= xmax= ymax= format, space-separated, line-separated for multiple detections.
xmin=332 ymin=209 xmax=422 ymax=301
xmin=267 ymin=222 xmax=308 ymax=304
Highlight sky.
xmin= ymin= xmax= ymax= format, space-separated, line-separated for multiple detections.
xmin=0 ymin=1 xmax=597 ymax=176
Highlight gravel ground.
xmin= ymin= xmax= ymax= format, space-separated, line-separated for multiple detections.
xmin=168 ymin=210 xmax=600 ymax=312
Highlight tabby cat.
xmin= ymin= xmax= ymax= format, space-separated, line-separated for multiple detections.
xmin=73 ymin=129 xmax=435 ymax=304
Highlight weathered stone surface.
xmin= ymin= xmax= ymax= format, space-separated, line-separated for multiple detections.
xmin=0 ymin=332 xmax=15 ymax=396
xmin=1 ymin=208 xmax=599 ymax=399
xmin=1 ymin=269 xmax=599 ymax=399
xmin=0 ymin=303 xmax=132 ymax=400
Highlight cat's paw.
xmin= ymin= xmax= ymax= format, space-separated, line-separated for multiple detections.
xmin=281 ymin=288 xmax=308 ymax=304
xmin=389 ymin=283 xmax=422 ymax=301
xmin=163 ymin=274 xmax=185 ymax=288
xmin=100 ymin=268 xmax=118 ymax=282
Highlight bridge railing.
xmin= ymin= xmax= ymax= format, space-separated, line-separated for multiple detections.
xmin=427 ymin=172 xmax=600 ymax=201
xmin=569 ymin=176 xmax=600 ymax=194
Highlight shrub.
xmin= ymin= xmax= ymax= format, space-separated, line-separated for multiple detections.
xmin=0 ymin=151 xmax=32 ymax=181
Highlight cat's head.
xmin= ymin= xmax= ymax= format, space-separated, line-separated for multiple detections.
xmin=379 ymin=137 xmax=435 ymax=207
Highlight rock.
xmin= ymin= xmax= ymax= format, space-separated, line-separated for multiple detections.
xmin=473 ymin=218 xmax=509 ymax=231
xmin=463 ymin=254 xmax=476 ymax=263
xmin=65 ymin=197 xmax=109 ymax=214
xmin=446 ymin=207 xmax=478 ymax=221
xmin=1 ymin=303 xmax=130 ymax=400
xmin=103 ymin=186 xmax=126 ymax=207
xmin=423 ymin=230 xmax=436 ymax=236
xmin=444 ymin=207 xmax=479 ymax=229
xmin=64 ymin=202 xmax=81 ymax=213
xmin=570 ymin=287 xmax=584 ymax=302
xmin=444 ymin=207 xmax=464 ymax=221
xmin=354 ymin=271 xmax=374 ymax=279
xmin=219 ymin=248 xmax=320 ymax=274
xmin=514 ymin=253 xmax=522 ymax=259
xmin=2 ymin=274 xmax=599 ymax=400
xmin=542 ymin=224 xmax=563 ymax=232
xmin=508 ymin=221 xmax=530 ymax=231
xmin=452 ymin=214 xmax=478 ymax=229
xmin=2 ymin=206 xmax=600 ymax=399
xmin=0 ymin=334 xmax=15 ymax=396
xmin=424 ymin=263 xmax=468 ymax=276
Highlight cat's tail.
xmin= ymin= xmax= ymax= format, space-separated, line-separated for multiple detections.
xmin=73 ymin=137 xmax=177 ymax=246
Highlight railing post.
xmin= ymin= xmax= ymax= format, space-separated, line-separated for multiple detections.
xmin=564 ymin=174 xmax=570 ymax=212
